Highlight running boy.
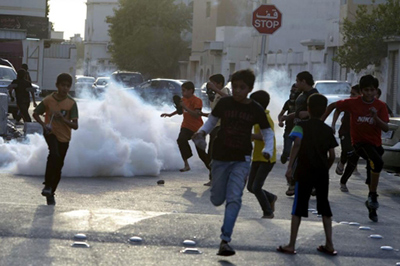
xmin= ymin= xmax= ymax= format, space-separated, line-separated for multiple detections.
xmin=278 ymin=94 xmax=338 ymax=255
xmin=161 ymin=81 xmax=210 ymax=172
xmin=33 ymin=73 xmax=79 ymax=205
xmin=192 ymin=69 xmax=274 ymax=256
xmin=248 ymin=90 xmax=277 ymax=219
xmin=323 ymin=75 xmax=389 ymax=222
xmin=331 ymin=85 xmax=362 ymax=192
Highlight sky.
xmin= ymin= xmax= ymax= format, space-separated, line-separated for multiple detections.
xmin=48 ymin=0 xmax=87 ymax=39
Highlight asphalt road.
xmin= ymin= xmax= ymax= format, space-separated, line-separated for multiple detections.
xmin=0 ymin=158 xmax=399 ymax=266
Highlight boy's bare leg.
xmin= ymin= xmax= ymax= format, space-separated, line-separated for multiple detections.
xmin=180 ymin=159 xmax=190 ymax=172
xmin=281 ymin=215 xmax=301 ymax=252
xmin=322 ymin=216 xmax=335 ymax=251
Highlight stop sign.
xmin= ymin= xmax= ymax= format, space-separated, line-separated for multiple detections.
xmin=252 ymin=5 xmax=282 ymax=34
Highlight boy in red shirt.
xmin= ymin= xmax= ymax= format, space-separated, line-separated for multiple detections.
xmin=161 ymin=81 xmax=210 ymax=172
xmin=323 ymin=75 xmax=389 ymax=222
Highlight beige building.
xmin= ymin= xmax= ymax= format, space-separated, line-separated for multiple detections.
xmin=188 ymin=0 xmax=340 ymax=87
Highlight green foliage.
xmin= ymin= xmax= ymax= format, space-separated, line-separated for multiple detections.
xmin=107 ymin=0 xmax=192 ymax=78
xmin=335 ymin=0 xmax=400 ymax=73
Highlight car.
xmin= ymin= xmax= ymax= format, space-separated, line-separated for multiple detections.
xmin=0 ymin=65 xmax=41 ymax=119
xmin=74 ymin=76 xmax=96 ymax=96
xmin=134 ymin=78 xmax=187 ymax=105
xmin=382 ymin=117 xmax=400 ymax=171
xmin=314 ymin=80 xmax=352 ymax=132
xmin=92 ymin=77 xmax=110 ymax=95
xmin=110 ymin=71 xmax=144 ymax=89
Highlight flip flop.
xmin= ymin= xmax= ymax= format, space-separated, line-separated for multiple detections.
xmin=317 ymin=245 xmax=337 ymax=256
xmin=276 ymin=245 xmax=296 ymax=254
xmin=179 ymin=167 xmax=190 ymax=172
xmin=173 ymin=95 xmax=183 ymax=114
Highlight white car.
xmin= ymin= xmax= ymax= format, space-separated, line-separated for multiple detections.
xmin=382 ymin=117 xmax=400 ymax=171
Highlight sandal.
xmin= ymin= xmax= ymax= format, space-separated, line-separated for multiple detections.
xmin=276 ymin=245 xmax=296 ymax=254
xmin=317 ymin=245 xmax=337 ymax=256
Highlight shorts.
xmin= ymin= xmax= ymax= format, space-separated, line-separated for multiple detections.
xmin=291 ymin=172 xmax=332 ymax=218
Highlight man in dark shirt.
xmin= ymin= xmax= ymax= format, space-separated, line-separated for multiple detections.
xmin=8 ymin=69 xmax=37 ymax=123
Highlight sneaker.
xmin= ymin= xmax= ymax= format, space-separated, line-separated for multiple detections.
xmin=203 ymin=181 xmax=211 ymax=186
xmin=41 ymin=186 xmax=52 ymax=197
xmin=217 ymin=241 xmax=235 ymax=256
xmin=270 ymin=194 xmax=278 ymax=212
xmin=285 ymin=186 xmax=295 ymax=196
xmin=335 ymin=162 xmax=344 ymax=175
xmin=311 ymin=188 xmax=316 ymax=196
xmin=262 ymin=212 xmax=274 ymax=219
xmin=367 ymin=193 xmax=379 ymax=209
xmin=365 ymin=200 xmax=378 ymax=222
xmin=340 ymin=183 xmax=349 ymax=192
xmin=280 ymin=154 xmax=288 ymax=164
xmin=46 ymin=195 xmax=56 ymax=205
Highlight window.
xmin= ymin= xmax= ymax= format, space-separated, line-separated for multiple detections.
xmin=206 ymin=2 xmax=211 ymax=18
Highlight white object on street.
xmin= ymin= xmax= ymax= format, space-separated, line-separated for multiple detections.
xmin=380 ymin=246 xmax=393 ymax=251
xmin=369 ymin=234 xmax=383 ymax=239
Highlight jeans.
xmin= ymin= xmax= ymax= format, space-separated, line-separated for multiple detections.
xmin=210 ymin=160 xmax=250 ymax=242
xmin=247 ymin=161 xmax=275 ymax=215
xmin=44 ymin=134 xmax=69 ymax=193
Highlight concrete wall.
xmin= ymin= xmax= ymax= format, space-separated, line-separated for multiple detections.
xmin=0 ymin=0 xmax=46 ymax=17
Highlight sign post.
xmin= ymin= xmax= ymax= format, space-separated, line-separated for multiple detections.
xmin=252 ymin=4 xmax=282 ymax=84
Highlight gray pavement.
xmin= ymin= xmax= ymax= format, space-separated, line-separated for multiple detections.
xmin=0 ymin=160 xmax=400 ymax=266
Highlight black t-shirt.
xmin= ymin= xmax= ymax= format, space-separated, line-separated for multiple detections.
xmin=211 ymin=97 xmax=270 ymax=161
xmin=293 ymin=118 xmax=338 ymax=181
xmin=11 ymin=79 xmax=32 ymax=104
xmin=283 ymin=99 xmax=296 ymax=133
xmin=294 ymin=88 xmax=319 ymax=124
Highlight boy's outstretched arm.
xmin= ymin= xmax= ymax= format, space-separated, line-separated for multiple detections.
xmin=160 ymin=110 xmax=178 ymax=118
xmin=327 ymin=148 xmax=335 ymax=169
xmin=285 ymin=137 xmax=301 ymax=182
xmin=321 ymin=102 xmax=337 ymax=121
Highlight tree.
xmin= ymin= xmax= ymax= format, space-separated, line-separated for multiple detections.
xmin=334 ymin=0 xmax=400 ymax=73
xmin=107 ymin=0 xmax=192 ymax=78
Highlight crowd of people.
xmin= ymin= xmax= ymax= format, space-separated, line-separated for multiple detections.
xmin=12 ymin=67 xmax=390 ymax=257
xmin=161 ymin=69 xmax=389 ymax=256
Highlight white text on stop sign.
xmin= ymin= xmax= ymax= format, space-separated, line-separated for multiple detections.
xmin=254 ymin=19 xmax=280 ymax=29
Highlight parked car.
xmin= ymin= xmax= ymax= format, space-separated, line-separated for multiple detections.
xmin=134 ymin=79 xmax=187 ymax=105
xmin=110 ymin=71 xmax=144 ymax=89
xmin=382 ymin=117 xmax=400 ymax=171
xmin=74 ymin=76 xmax=95 ymax=96
xmin=0 ymin=65 xmax=41 ymax=119
xmin=314 ymin=80 xmax=352 ymax=132
xmin=92 ymin=77 xmax=110 ymax=95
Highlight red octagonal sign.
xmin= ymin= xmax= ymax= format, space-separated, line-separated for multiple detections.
xmin=252 ymin=5 xmax=282 ymax=34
